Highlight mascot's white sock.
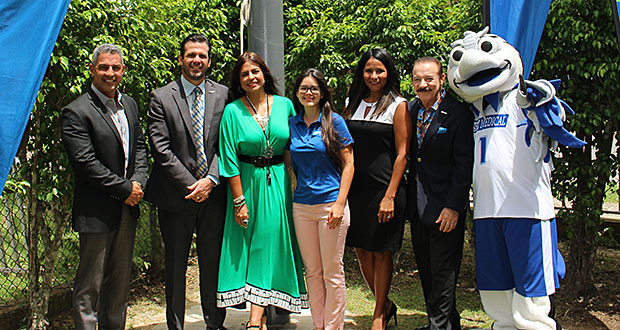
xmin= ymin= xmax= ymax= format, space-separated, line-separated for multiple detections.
xmin=480 ymin=290 xmax=517 ymax=330
xmin=512 ymin=292 xmax=556 ymax=330
xmin=480 ymin=290 xmax=557 ymax=330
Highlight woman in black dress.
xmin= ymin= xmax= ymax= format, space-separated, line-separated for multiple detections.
xmin=343 ymin=49 xmax=412 ymax=330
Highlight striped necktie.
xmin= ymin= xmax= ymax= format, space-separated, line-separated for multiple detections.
xmin=190 ymin=87 xmax=208 ymax=177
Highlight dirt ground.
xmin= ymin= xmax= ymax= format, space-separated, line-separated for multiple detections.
xmin=553 ymin=248 xmax=620 ymax=330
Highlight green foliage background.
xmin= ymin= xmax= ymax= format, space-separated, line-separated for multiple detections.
xmin=535 ymin=0 xmax=620 ymax=298
xmin=284 ymin=0 xmax=481 ymax=108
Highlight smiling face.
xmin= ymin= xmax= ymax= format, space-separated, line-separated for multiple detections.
xmin=413 ymin=61 xmax=445 ymax=107
xmin=90 ymin=52 xmax=125 ymax=98
xmin=447 ymin=28 xmax=523 ymax=103
xmin=239 ymin=61 xmax=265 ymax=94
xmin=363 ymin=57 xmax=388 ymax=95
xmin=296 ymin=76 xmax=322 ymax=110
xmin=178 ymin=41 xmax=211 ymax=85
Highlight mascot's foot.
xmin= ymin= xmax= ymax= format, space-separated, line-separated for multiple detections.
xmin=480 ymin=290 xmax=559 ymax=330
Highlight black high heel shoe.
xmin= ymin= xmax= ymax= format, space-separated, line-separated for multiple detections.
xmin=385 ymin=301 xmax=398 ymax=327
xmin=245 ymin=321 xmax=261 ymax=330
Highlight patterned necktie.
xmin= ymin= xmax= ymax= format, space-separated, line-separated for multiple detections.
xmin=416 ymin=107 xmax=435 ymax=146
xmin=190 ymin=87 xmax=208 ymax=177
xmin=416 ymin=90 xmax=445 ymax=147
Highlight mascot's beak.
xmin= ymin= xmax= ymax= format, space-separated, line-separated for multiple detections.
xmin=453 ymin=50 xmax=511 ymax=88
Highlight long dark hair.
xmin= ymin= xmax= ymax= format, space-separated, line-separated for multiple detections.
xmin=229 ymin=51 xmax=280 ymax=101
xmin=292 ymin=68 xmax=344 ymax=170
xmin=343 ymin=48 xmax=402 ymax=119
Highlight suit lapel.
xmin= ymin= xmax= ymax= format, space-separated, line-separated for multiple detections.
xmin=88 ymin=88 xmax=122 ymax=146
xmin=203 ymin=79 xmax=216 ymax=141
xmin=419 ymin=101 xmax=450 ymax=153
xmin=172 ymin=80 xmax=198 ymax=150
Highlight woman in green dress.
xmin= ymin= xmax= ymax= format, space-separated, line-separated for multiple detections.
xmin=216 ymin=51 xmax=308 ymax=330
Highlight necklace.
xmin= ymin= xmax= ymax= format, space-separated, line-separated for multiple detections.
xmin=245 ymin=94 xmax=275 ymax=184
xmin=245 ymin=94 xmax=270 ymax=130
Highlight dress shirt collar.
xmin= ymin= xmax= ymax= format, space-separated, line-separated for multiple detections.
xmin=181 ymin=75 xmax=206 ymax=98
xmin=91 ymin=83 xmax=123 ymax=110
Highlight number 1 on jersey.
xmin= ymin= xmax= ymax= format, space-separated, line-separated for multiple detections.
xmin=480 ymin=136 xmax=487 ymax=164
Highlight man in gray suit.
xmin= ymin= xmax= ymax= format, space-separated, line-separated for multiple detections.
xmin=61 ymin=43 xmax=148 ymax=330
xmin=145 ymin=33 xmax=228 ymax=330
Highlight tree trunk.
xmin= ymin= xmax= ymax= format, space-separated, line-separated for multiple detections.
xmin=149 ymin=204 xmax=163 ymax=273
xmin=564 ymin=213 xmax=597 ymax=298
xmin=564 ymin=124 xmax=613 ymax=299
xmin=27 ymin=108 xmax=48 ymax=330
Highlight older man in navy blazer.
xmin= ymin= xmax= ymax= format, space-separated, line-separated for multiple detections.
xmin=406 ymin=57 xmax=474 ymax=330
xmin=61 ymin=43 xmax=148 ymax=330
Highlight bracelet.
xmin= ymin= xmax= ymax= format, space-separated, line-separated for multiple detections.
xmin=233 ymin=195 xmax=246 ymax=207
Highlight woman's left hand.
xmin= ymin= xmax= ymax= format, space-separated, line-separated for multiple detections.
xmin=378 ymin=195 xmax=395 ymax=223
xmin=327 ymin=202 xmax=345 ymax=229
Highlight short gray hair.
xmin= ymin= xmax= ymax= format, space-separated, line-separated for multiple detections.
xmin=92 ymin=43 xmax=125 ymax=66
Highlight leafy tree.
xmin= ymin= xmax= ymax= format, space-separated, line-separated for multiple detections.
xmin=534 ymin=0 xmax=620 ymax=298
xmin=283 ymin=0 xmax=481 ymax=108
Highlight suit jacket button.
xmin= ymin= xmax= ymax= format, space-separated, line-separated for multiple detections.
xmin=417 ymin=157 xmax=422 ymax=163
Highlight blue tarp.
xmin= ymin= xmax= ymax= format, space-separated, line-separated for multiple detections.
xmin=611 ymin=0 xmax=620 ymax=50
xmin=0 ymin=0 xmax=70 ymax=194
xmin=490 ymin=0 xmax=553 ymax=79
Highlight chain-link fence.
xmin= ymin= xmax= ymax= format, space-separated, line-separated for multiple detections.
xmin=0 ymin=187 xmax=30 ymax=305
xmin=0 ymin=182 xmax=163 ymax=318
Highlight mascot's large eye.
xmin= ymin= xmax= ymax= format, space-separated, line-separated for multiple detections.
xmin=450 ymin=47 xmax=465 ymax=63
xmin=481 ymin=41 xmax=493 ymax=52
xmin=452 ymin=50 xmax=463 ymax=61
xmin=478 ymin=37 xmax=499 ymax=53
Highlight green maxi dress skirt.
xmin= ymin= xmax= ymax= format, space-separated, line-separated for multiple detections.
xmin=216 ymin=95 xmax=308 ymax=312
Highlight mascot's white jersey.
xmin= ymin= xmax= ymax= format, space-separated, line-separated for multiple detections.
xmin=472 ymin=89 xmax=555 ymax=220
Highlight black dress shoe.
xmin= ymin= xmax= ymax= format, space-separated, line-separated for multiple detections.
xmin=207 ymin=327 xmax=227 ymax=330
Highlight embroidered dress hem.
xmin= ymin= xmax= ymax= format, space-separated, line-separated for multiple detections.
xmin=217 ymin=283 xmax=310 ymax=312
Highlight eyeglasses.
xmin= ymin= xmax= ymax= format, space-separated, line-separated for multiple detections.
xmin=298 ymin=86 xmax=321 ymax=94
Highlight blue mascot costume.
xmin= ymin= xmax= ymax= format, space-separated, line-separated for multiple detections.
xmin=447 ymin=27 xmax=585 ymax=330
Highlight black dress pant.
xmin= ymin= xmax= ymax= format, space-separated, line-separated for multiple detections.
xmin=158 ymin=185 xmax=227 ymax=330
xmin=73 ymin=206 xmax=136 ymax=330
xmin=411 ymin=212 xmax=465 ymax=330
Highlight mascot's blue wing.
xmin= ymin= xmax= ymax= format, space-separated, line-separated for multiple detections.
xmin=543 ymin=125 xmax=587 ymax=148
xmin=524 ymin=82 xmax=587 ymax=149
xmin=532 ymin=98 xmax=586 ymax=148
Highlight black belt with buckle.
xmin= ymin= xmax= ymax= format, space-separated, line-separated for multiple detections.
xmin=238 ymin=154 xmax=284 ymax=168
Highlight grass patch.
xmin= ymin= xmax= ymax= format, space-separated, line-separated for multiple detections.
xmin=343 ymin=222 xmax=493 ymax=329
xmin=605 ymin=182 xmax=619 ymax=204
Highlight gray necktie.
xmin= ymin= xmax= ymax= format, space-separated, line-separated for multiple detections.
xmin=190 ymin=87 xmax=208 ymax=177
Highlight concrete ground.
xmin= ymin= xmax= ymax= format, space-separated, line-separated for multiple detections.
xmin=130 ymin=303 xmax=358 ymax=330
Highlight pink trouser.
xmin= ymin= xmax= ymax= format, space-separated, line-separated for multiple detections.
xmin=293 ymin=201 xmax=350 ymax=330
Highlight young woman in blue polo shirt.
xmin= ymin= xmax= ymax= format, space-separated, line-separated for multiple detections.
xmin=286 ymin=68 xmax=354 ymax=330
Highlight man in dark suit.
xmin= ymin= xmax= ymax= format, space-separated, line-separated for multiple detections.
xmin=145 ymin=33 xmax=228 ymax=330
xmin=406 ymin=57 xmax=474 ymax=330
xmin=61 ymin=43 xmax=148 ymax=330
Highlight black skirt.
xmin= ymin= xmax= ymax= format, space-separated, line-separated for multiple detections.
xmin=345 ymin=119 xmax=405 ymax=252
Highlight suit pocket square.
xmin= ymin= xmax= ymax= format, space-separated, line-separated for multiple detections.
xmin=437 ymin=127 xmax=448 ymax=134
